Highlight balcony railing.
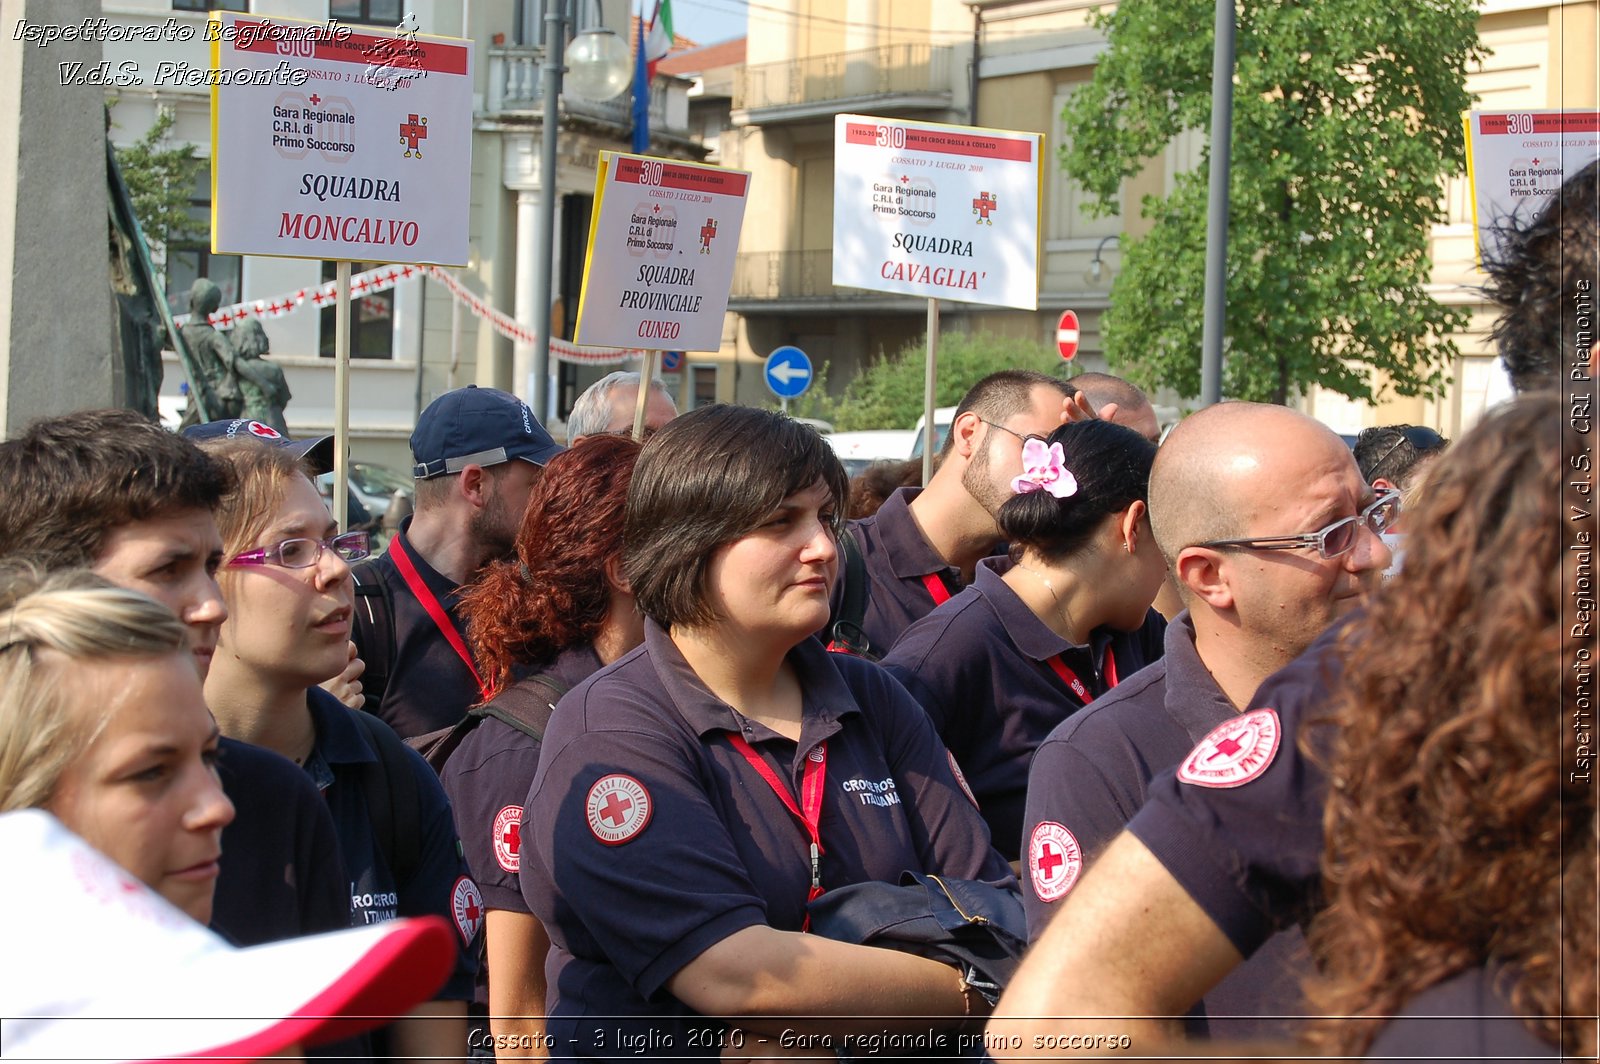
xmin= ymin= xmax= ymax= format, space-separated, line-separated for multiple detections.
xmin=486 ymin=45 xmax=672 ymax=129
xmin=734 ymin=43 xmax=953 ymax=113
xmin=731 ymin=250 xmax=886 ymax=302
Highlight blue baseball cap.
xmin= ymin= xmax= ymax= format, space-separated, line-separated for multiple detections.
xmin=182 ymin=419 xmax=337 ymax=476
xmin=410 ymin=386 xmax=563 ymax=480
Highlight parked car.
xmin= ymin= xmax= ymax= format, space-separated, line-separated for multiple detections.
xmin=908 ymin=406 xmax=958 ymax=458
xmin=316 ymin=461 xmax=413 ymax=531
xmin=824 ymin=430 xmax=917 ymax=478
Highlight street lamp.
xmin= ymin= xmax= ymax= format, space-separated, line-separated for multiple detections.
xmin=1086 ymin=234 xmax=1119 ymax=284
xmin=527 ymin=2 xmax=632 ymax=420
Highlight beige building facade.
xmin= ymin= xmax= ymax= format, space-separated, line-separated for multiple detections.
xmin=714 ymin=0 xmax=1596 ymax=434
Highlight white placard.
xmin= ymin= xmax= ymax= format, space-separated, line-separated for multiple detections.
xmin=832 ymin=115 xmax=1042 ymax=310
xmin=574 ymin=153 xmax=752 ymax=352
xmin=1464 ymin=110 xmax=1599 ymax=263
xmin=210 ymin=12 xmax=473 ymax=266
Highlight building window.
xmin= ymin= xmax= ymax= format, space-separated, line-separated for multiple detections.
xmin=689 ymin=365 xmax=718 ymax=410
xmin=166 ymin=166 xmax=243 ymax=317
xmin=329 ymin=0 xmax=404 ymax=26
xmin=173 ymin=0 xmax=248 ymax=10
xmin=319 ymin=261 xmax=395 ymax=359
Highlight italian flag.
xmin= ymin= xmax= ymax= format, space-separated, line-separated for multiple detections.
xmin=645 ymin=0 xmax=674 ymax=79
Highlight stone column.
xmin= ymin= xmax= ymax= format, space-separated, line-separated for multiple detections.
xmin=0 ymin=0 xmax=117 ymax=435
xmin=512 ymin=187 xmax=540 ymax=402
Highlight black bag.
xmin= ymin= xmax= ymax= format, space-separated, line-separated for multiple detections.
xmin=806 ymin=871 xmax=1027 ymax=994
xmin=405 ymin=674 xmax=571 ymax=775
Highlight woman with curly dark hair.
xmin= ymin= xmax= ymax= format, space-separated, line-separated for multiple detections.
xmin=444 ymin=433 xmax=644 ymax=1052
xmin=1305 ymin=392 xmax=1594 ymax=1059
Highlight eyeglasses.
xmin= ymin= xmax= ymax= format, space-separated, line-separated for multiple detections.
xmin=1192 ymin=491 xmax=1402 ymax=560
xmin=977 ymin=418 xmax=1049 ymax=447
xmin=228 ymin=530 xmax=371 ymax=570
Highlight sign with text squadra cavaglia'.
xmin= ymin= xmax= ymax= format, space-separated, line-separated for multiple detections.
xmin=832 ymin=115 xmax=1042 ymax=311
xmin=209 ymin=12 xmax=473 ymax=266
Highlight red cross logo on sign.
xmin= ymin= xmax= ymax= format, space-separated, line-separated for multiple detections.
xmin=492 ymin=805 xmax=523 ymax=873
xmin=585 ymin=775 xmax=652 ymax=845
xmin=1028 ymin=821 xmax=1083 ymax=903
xmin=972 ymin=192 xmax=998 ymax=224
xmin=699 ymin=218 xmax=718 ymax=255
xmin=1178 ymin=708 xmax=1282 ymax=789
xmin=451 ymin=876 xmax=484 ymax=944
xmin=400 ymin=114 xmax=428 ymax=158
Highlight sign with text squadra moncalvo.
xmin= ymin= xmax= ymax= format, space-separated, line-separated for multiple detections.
xmin=574 ymin=153 xmax=752 ymax=353
xmin=832 ymin=115 xmax=1042 ymax=311
xmin=210 ymin=12 xmax=473 ymax=266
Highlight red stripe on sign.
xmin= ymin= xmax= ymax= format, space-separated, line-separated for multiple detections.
xmin=1478 ymin=111 xmax=1600 ymax=135
xmin=844 ymin=121 xmax=1034 ymax=162
xmin=614 ymin=157 xmax=749 ymax=196
xmin=228 ymin=20 xmax=470 ymax=75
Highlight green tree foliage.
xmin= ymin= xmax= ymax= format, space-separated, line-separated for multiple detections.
xmin=816 ymin=331 xmax=1061 ymax=430
xmin=112 ymin=107 xmax=206 ymax=267
xmin=1063 ymin=0 xmax=1482 ymax=404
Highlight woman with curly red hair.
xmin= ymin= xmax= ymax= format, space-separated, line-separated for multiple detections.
xmin=1306 ymin=392 xmax=1593 ymax=1058
xmin=444 ymin=433 xmax=644 ymax=1052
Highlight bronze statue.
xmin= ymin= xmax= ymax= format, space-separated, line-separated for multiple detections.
xmin=179 ymin=278 xmax=242 ymax=422
xmin=232 ymin=318 xmax=291 ymax=435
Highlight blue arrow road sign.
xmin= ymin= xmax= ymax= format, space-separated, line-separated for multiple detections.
xmin=764 ymin=346 xmax=812 ymax=399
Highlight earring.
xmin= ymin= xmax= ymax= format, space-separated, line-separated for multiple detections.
xmin=1122 ymin=541 xmax=1131 ymax=553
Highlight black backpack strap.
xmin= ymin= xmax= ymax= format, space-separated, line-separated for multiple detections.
xmin=827 ymin=528 xmax=880 ymax=661
xmin=473 ymin=674 xmax=571 ymax=743
xmin=406 ymin=673 xmax=573 ymax=775
xmin=349 ymin=559 xmax=396 ymax=716
xmin=349 ymin=709 xmax=423 ymax=887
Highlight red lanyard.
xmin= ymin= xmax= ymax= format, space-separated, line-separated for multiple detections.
xmin=727 ymin=733 xmax=827 ymax=929
xmin=921 ymin=573 xmax=953 ymax=606
xmin=386 ymin=535 xmax=491 ymax=703
xmin=1046 ymin=647 xmax=1118 ymax=708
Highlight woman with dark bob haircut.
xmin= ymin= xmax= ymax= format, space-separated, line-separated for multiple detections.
xmin=1304 ymin=393 xmax=1594 ymax=1058
xmin=521 ymin=405 xmax=1013 ymax=1061
xmin=882 ymin=419 xmax=1167 ymax=863
xmin=445 ymin=434 xmax=643 ymax=1052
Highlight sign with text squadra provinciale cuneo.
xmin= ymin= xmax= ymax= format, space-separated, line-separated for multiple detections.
xmin=832 ymin=115 xmax=1042 ymax=311
xmin=574 ymin=153 xmax=753 ymax=353
xmin=209 ymin=12 xmax=473 ymax=266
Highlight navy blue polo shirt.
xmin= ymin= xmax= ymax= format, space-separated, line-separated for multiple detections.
xmin=1126 ymin=615 xmax=1352 ymax=958
xmin=520 ymin=622 xmax=1013 ymax=1062
xmin=211 ymin=737 xmax=349 ymax=946
xmin=834 ymin=487 xmax=969 ymax=655
xmin=1020 ymin=613 xmax=1307 ymax=1038
xmin=441 ymin=645 xmax=604 ymax=1004
xmin=304 ymin=687 xmax=480 ymax=1003
xmin=882 ymin=558 xmax=1165 ymax=862
xmin=1365 ymin=968 xmax=1559 ymax=1062
xmin=352 ymin=520 xmax=482 ymax=739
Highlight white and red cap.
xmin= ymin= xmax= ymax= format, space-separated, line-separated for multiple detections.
xmin=0 ymin=810 xmax=454 ymax=1063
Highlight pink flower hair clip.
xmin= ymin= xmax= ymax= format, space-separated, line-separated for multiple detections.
xmin=1010 ymin=439 xmax=1078 ymax=499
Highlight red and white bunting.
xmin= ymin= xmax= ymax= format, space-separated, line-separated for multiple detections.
xmin=172 ymin=264 xmax=645 ymax=366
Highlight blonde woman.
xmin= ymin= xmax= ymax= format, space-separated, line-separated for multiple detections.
xmin=0 ymin=566 xmax=234 ymax=923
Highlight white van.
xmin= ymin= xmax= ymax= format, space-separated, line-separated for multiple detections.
xmin=908 ymin=406 xmax=958 ymax=458
xmin=824 ymin=430 xmax=917 ymax=477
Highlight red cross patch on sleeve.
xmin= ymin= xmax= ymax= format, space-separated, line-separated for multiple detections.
xmin=1027 ymin=821 xmax=1083 ymax=902
xmin=451 ymin=876 xmax=484 ymax=945
xmin=1177 ymin=708 xmax=1282 ymax=789
xmin=585 ymin=775 xmax=652 ymax=845
xmin=492 ymin=805 xmax=523 ymax=873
